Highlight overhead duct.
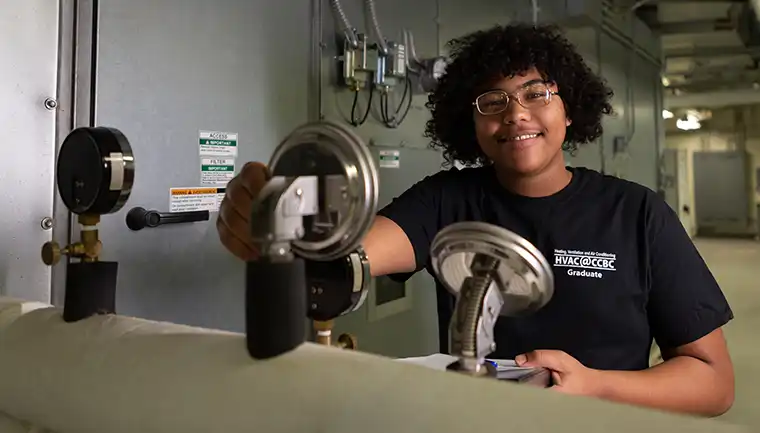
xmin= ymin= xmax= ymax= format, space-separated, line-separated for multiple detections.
xmin=665 ymin=88 xmax=760 ymax=109
xmin=558 ymin=0 xmax=661 ymax=66
xmin=665 ymin=45 xmax=760 ymax=59
xmin=653 ymin=18 xmax=733 ymax=35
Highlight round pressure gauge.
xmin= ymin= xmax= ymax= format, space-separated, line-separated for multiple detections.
xmin=430 ymin=221 xmax=554 ymax=317
xmin=268 ymin=121 xmax=379 ymax=262
xmin=56 ymin=127 xmax=135 ymax=215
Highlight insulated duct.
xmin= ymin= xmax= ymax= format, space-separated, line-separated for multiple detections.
xmin=665 ymin=88 xmax=760 ymax=109
xmin=0 ymin=298 xmax=748 ymax=433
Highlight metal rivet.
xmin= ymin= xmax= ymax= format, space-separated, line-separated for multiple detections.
xmin=44 ymin=98 xmax=57 ymax=110
xmin=40 ymin=217 xmax=54 ymax=230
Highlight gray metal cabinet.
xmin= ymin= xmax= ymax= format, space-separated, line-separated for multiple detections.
xmin=0 ymin=0 xmax=59 ymax=302
xmin=693 ymin=151 xmax=757 ymax=237
xmin=80 ymin=0 xmax=312 ymax=330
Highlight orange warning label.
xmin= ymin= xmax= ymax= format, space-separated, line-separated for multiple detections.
xmin=170 ymin=188 xmax=220 ymax=196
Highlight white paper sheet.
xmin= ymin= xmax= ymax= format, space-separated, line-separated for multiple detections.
xmin=397 ymin=353 xmax=540 ymax=379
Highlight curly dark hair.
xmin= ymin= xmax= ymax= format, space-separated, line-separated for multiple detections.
xmin=424 ymin=23 xmax=613 ymax=166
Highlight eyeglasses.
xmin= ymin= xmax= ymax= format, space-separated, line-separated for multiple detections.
xmin=473 ymin=82 xmax=558 ymax=116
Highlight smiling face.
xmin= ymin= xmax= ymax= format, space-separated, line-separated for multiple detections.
xmin=473 ymin=68 xmax=570 ymax=176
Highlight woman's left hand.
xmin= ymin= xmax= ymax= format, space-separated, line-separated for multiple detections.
xmin=515 ymin=350 xmax=604 ymax=397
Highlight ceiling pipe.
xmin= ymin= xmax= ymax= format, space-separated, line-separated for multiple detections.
xmin=665 ymin=45 xmax=760 ymax=59
xmin=653 ymin=18 xmax=733 ymax=35
xmin=664 ymin=88 xmax=760 ymax=109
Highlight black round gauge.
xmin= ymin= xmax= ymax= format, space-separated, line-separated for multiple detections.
xmin=56 ymin=127 xmax=135 ymax=215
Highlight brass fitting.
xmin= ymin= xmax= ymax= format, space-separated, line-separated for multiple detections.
xmin=336 ymin=333 xmax=358 ymax=350
xmin=314 ymin=320 xmax=334 ymax=346
xmin=313 ymin=320 xmax=358 ymax=350
xmin=41 ymin=214 xmax=102 ymax=266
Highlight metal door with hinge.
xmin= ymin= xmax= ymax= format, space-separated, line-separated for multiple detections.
xmin=0 ymin=0 xmax=60 ymax=302
xmin=64 ymin=0 xmax=312 ymax=330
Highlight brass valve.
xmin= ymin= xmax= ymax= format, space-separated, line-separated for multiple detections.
xmin=41 ymin=214 xmax=102 ymax=266
xmin=335 ymin=333 xmax=358 ymax=350
xmin=313 ymin=320 xmax=358 ymax=350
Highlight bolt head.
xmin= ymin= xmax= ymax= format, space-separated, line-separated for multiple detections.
xmin=44 ymin=98 xmax=57 ymax=110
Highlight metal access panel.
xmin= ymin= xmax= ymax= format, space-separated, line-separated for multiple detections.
xmin=0 ymin=1 xmax=59 ymax=302
xmin=333 ymin=146 xmax=443 ymax=358
xmin=693 ymin=151 xmax=757 ymax=237
xmin=318 ymin=0 xmax=442 ymax=357
xmin=75 ymin=0 xmax=312 ymax=330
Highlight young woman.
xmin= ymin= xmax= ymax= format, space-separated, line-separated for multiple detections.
xmin=218 ymin=23 xmax=734 ymax=417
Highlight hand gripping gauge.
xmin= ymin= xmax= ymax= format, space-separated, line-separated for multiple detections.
xmin=245 ymin=121 xmax=379 ymax=360
xmin=41 ymin=126 xmax=135 ymax=322
xmin=430 ymin=222 xmax=554 ymax=377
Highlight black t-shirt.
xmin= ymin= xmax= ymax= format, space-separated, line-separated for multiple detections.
xmin=377 ymin=165 xmax=734 ymax=371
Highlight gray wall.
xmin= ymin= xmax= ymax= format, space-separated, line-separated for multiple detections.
xmin=562 ymin=26 xmax=661 ymax=189
xmin=6 ymin=0 xmax=663 ymax=358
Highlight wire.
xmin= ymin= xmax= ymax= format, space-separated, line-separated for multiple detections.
xmin=349 ymin=88 xmax=373 ymax=127
xmin=380 ymin=76 xmax=413 ymax=128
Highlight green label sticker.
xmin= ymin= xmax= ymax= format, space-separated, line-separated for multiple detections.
xmin=200 ymin=157 xmax=235 ymax=186
xmin=379 ymin=150 xmax=400 ymax=168
xmin=199 ymin=131 xmax=238 ymax=157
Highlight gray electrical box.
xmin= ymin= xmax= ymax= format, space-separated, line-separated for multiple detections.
xmin=76 ymin=0 xmax=313 ymax=330
xmin=693 ymin=151 xmax=757 ymax=237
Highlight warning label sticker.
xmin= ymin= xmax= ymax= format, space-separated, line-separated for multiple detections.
xmin=200 ymin=157 xmax=235 ymax=186
xmin=199 ymin=131 xmax=238 ymax=157
xmin=169 ymin=187 xmax=226 ymax=213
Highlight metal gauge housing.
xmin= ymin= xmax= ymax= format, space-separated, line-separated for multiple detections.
xmin=268 ymin=121 xmax=379 ymax=262
xmin=430 ymin=221 xmax=554 ymax=317
xmin=56 ymin=127 xmax=135 ymax=215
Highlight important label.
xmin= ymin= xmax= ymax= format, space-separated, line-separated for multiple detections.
xmin=169 ymin=187 xmax=226 ymax=213
xmin=379 ymin=150 xmax=400 ymax=168
xmin=200 ymin=157 xmax=235 ymax=186
xmin=199 ymin=131 xmax=238 ymax=157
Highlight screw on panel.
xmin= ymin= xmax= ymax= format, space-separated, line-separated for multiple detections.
xmin=44 ymin=98 xmax=58 ymax=110
xmin=40 ymin=217 xmax=54 ymax=230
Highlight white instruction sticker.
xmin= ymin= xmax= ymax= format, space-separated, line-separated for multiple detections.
xmin=201 ymin=157 xmax=235 ymax=186
xmin=199 ymin=131 xmax=238 ymax=157
xmin=169 ymin=187 xmax=226 ymax=213
xmin=379 ymin=150 xmax=400 ymax=168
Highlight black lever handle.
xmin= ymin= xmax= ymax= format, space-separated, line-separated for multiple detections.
xmin=126 ymin=206 xmax=209 ymax=231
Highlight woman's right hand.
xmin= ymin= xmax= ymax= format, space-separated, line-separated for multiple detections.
xmin=217 ymin=161 xmax=270 ymax=261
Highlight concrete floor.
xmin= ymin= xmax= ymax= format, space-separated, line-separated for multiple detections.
xmin=693 ymin=238 xmax=760 ymax=428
